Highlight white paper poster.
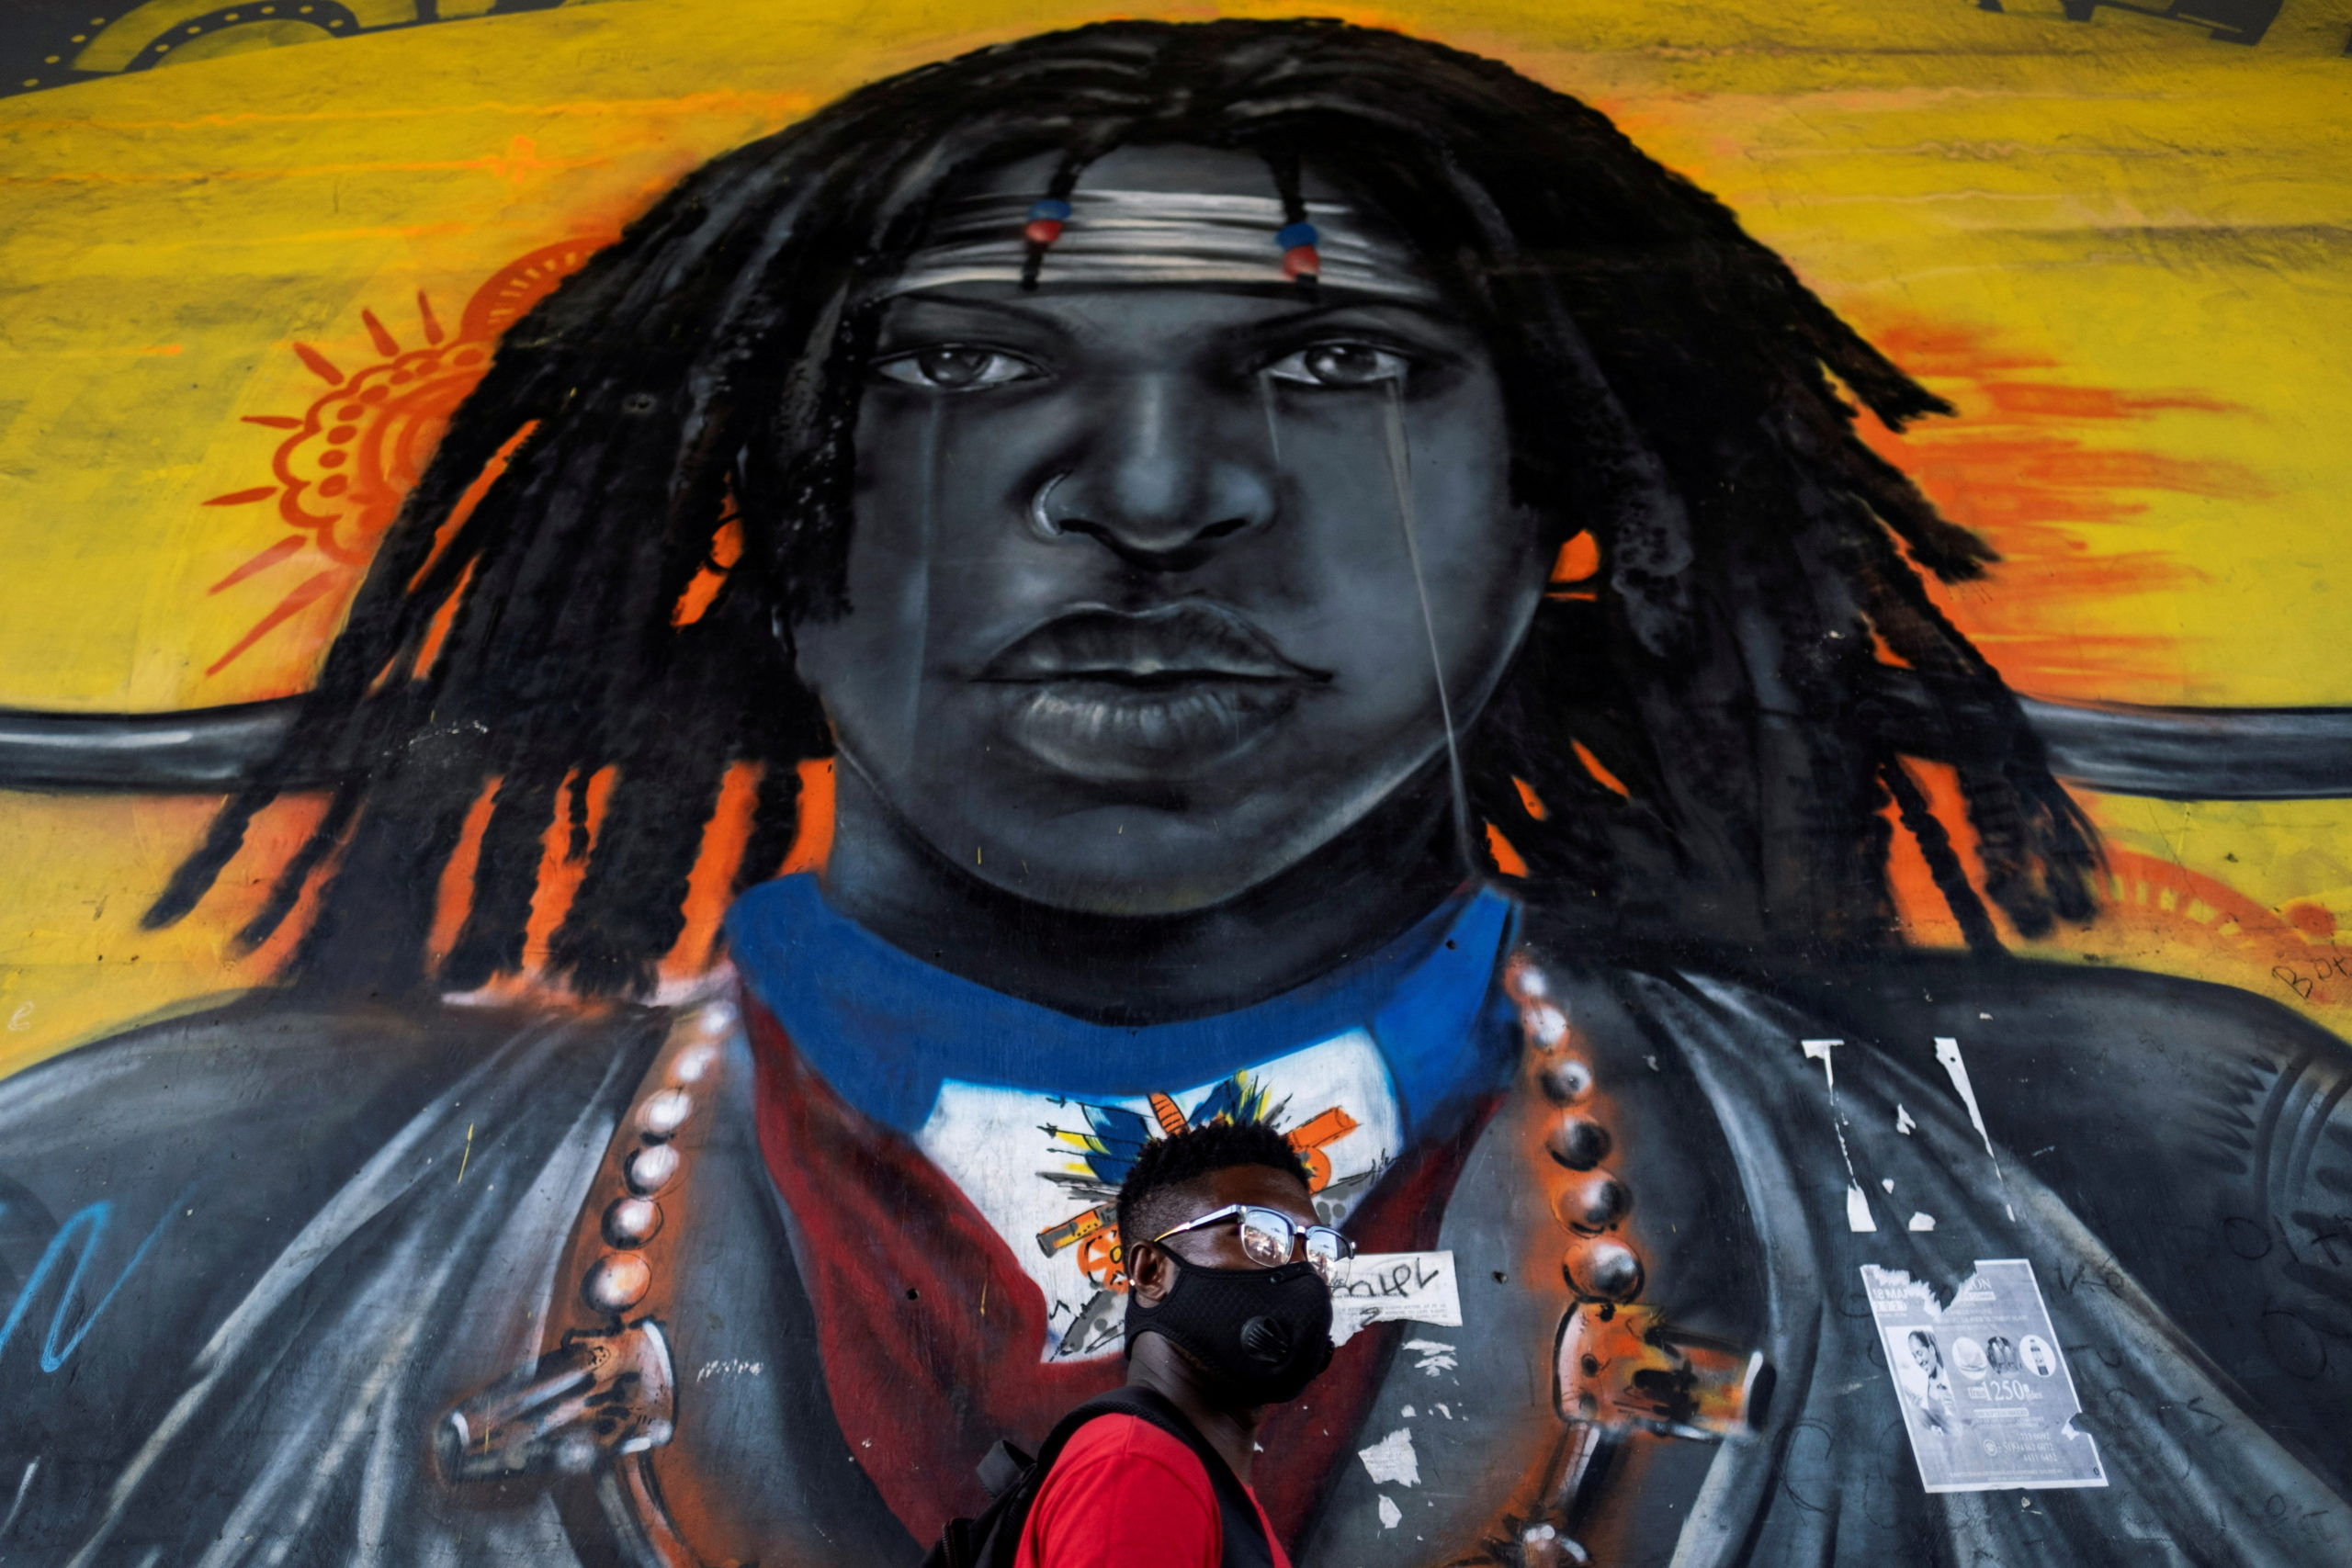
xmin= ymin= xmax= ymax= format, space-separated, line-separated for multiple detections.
xmin=1330 ymin=1251 xmax=1463 ymax=1345
xmin=1861 ymin=1258 xmax=2108 ymax=1493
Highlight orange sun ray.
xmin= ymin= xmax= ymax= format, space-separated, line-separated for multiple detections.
xmin=205 ymin=569 xmax=341 ymax=677
xmin=360 ymin=309 xmax=401 ymax=358
xmin=209 ymin=535 xmax=306 ymax=595
xmin=203 ymin=485 xmax=280 ymax=507
xmin=416 ymin=289 xmax=445 ymax=345
xmin=291 ymin=344 xmax=345 ymax=385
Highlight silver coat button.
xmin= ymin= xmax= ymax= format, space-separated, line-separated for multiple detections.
xmin=624 ymin=1144 xmax=681 ymax=1195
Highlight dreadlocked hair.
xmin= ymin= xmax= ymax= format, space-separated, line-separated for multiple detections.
xmin=146 ymin=17 xmax=2098 ymax=999
xmin=1116 ymin=1120 xmax=1314 ymax=1257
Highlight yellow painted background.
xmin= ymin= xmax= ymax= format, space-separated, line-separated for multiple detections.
xmin=3 ymin=0 xmax=2349 ymax=1073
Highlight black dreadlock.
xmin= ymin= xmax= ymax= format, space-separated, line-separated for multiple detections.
xmin=1116 ymin=1120 xmax=1315 ymax=1259
xmin=146 ymin=17 xmax=2098 ymax=998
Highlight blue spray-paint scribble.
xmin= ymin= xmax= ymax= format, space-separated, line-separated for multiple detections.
xmin=0 ymin=1191 xmax=181 ymax=1373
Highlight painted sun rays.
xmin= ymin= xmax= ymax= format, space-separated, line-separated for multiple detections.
xmin=196 ymin=238 xmax=605 ymax=681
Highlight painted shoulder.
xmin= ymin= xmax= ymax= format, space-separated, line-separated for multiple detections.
xmin=1770 ymin=952 xmax=2352 ymax=1177
xmin=0 ymin=993 xmax=618 ymax=1198
xmin=1709 ymin=952 xmax=2352 ymax=1483
xmin=0 ymin=994 xmax=667 ymax=1562
xmin=1512 ymin=910 xmax=2351 ymax=1162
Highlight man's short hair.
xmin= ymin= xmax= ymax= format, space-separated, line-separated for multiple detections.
xmin=1116 ymin=1121 xmax=1312 ymax=1261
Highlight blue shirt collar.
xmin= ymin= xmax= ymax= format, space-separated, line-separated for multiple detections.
xmin=724 ymin=874 xmax=1522 ymax=1141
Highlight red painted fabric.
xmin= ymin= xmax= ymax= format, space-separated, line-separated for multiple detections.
xmin=744 ymin=996 xmax=1498 ymax=1548
xmin=1013 ymin=1414 xmax=1292 ymax=1568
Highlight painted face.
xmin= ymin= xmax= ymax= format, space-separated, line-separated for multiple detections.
xmin=790 ymin=144 xmax=1547 ymax=915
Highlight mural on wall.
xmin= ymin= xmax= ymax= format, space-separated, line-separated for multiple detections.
xmin=1 ymin=3 xmax=2350 ymax=1565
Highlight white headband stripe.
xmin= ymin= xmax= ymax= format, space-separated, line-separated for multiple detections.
xmin=877 ymin=189 xmax=1441 ymax=301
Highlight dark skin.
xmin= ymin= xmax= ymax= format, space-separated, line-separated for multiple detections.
xmin=821 ymin=761 xmax=1464 ymax=1025
xmin=1120 ymin=1162 xmax=1327 ymax=1486
xmin=793 ymin=143 xmax=1547 ymax=1024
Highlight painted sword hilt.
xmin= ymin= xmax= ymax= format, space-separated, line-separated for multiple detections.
xmin=435 ymin=1319 xmax=678 ymax=1482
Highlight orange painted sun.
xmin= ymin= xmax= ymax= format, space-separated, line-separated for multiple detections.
xmin=199 ymin=236 xmax=613 ymax=678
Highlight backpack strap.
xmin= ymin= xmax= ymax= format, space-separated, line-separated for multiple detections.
xmin=923 ymin=1393 xmax=1131 ymax=1568
xmin=1036 ymin=1387 xmax=1277 ymax=1568
xmin=936 ymin=1386 xmax=1280 ymax=1568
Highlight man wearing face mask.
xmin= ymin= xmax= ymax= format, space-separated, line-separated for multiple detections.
xmin=1015 ymin=1122 xmax=1346 ymax=1568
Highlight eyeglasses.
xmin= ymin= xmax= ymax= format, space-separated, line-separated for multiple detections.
xmin=1150 ymin=1204 xmax=1355 ymax=1282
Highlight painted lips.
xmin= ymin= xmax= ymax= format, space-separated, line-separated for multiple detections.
xmin=980 ymin=603 xmax=1329 ymax=780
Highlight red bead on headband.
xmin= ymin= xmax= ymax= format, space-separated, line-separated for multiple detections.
xmin=1276 ymin=220 xmax=1321 ymax=282
xmin=1024 ymin=197 xmax=1072 ymax=248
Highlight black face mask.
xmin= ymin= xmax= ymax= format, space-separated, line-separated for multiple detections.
xmin=1125 ymin=1255 xmax=1335 ymax=1407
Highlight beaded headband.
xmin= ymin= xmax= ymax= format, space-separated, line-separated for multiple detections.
xmin=875 ymin=190 xmax=1443 ymax=302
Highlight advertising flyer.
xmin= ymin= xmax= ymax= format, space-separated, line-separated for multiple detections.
xmin=1861 ymin=1259 xmax=2109 ymax=1493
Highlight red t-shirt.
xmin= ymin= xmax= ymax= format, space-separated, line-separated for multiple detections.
xmin=1013 ymin=1414 xmax=1292 ymax=1568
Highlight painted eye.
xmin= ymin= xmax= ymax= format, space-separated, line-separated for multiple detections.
xmin=874 ymin=346 xmax=1041 ymax=390
xmin=1264 ymin=342 xmax=1412 ymax=389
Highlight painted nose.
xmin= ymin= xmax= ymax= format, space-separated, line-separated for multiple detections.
xmin=1035 ymin=374 xmax=1272 ymax=571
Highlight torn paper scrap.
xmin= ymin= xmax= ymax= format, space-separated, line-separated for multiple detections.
xmin=1329 ymin=1251 xmax=1463 ymax=1345
xmin=1932 ymin=1037 xmax=2000 ymax=1170
xmin=1934 ymin=1036 xmax=2015 ymax=1219
xmin=1377 ymin=1495 xmax=1403 ymax=1529
xmin=1402 ymin=1337 xmax=1458 ymax=1375
xmin=1359 ymin=1428 xmax=1421 ymax=1488
xmin=1800 ymin=1037 xmax=1842 ymax=1086
xmin=1847 ymin=1185 xmax=1878 ymax=1233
